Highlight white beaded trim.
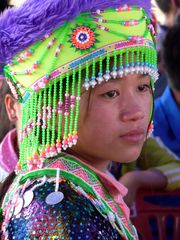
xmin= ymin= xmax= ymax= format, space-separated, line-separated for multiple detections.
xmin=83 ymin=65 xmax=159 ymax=90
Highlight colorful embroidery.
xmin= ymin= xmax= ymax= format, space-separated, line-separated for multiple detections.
xmin=70 ymin=26 xmax=96 ymax=51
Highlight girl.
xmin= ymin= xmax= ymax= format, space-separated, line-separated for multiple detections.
xmin=0 ymin=0 xmax=158 ymax=239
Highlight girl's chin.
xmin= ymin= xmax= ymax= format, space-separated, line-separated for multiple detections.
xmin=114 ymin=148 xmax=142 ymax=163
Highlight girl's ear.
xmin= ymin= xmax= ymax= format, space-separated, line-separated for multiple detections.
xmin=4 ymin=94 xmax=18 ymax=123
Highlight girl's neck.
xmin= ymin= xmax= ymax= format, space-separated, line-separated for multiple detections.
xmin=66 ymin=149 xmax=109 ymax=173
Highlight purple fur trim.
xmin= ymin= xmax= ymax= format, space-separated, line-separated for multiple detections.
xmin=0 ymin=0 xmax=151 ymax=63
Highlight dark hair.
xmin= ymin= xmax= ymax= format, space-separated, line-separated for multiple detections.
xmin=0 ymin=172 xmax=15 ymax=207
xmin=162 ymin=23 xmax=180 ymax=91
xmin=0 ymin=79 xmax=15 ymax=142
xmin=0 ymin=0 xmax=12 ymax=13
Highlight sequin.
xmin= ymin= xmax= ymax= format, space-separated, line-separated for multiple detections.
xmin=4 ymin=181 xmax=121 ymax=239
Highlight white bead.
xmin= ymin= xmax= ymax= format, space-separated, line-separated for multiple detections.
xmin=135 ymin=66 xmax=140 ymax=73
xmin=124 ymin=68 xmax=129 ymax=75
xmin=68 ymin=143 xmax=73 ymax=147
xmin=89 ymin=80 xmax=97 ymax=88
xmin=111 ymin=71 xmax=118 ymax=79
xmin=96 ymin=76 xmax=104 ymax=84
xmin=130 ymin=66 xmax=135 ymax=74
xmin=76 ymin=96 xmax=81 ymax=101
xmin=140 ymin=66 xmax=144 ymax=73
xmin=144 ymin=66 xmax=148 ymax=73
xmin=39 ymin=82 xmax=45 ymax=89
xmin=103 ymin=73 xmax=111 ymax=81
xmin=83 ymin=82 xmax=90 ymax=90
xmin=118 ymin=70 xmax=124 ymax=78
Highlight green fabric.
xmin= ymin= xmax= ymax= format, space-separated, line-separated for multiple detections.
xmin=122 ymin=138 xmax=178 ymax=174
xmin=121 ymin=137 xmax=180 ymax=191
xmin=4 ymin=7 xmax=156 ymax=101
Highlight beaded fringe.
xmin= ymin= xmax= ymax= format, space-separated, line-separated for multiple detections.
xmin=16 ymin=46 xmax=157 ymax=172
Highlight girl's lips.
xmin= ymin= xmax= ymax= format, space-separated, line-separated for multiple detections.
xmin=120 ymin=130 xmax=145 ymax=143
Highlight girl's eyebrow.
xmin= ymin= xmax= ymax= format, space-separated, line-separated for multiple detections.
xmin=138 ymin=74 xmax=149 ymax=79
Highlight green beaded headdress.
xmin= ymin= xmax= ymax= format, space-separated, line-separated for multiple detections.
xmin=0 ymin=0 xmax=158 ymax=173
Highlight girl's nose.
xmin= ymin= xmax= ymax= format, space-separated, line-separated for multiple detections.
xmin=120 ymin=96 xmax=145 ymax=122
xmin=121 ymin=109 xmax=144 ymax=122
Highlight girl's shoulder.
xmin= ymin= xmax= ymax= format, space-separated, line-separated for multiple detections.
xmin=1 ymin=179 xmax=121 ymax=239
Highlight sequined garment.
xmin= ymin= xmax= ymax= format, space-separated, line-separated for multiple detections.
xmin=4 ymin=181 xmax=121 ymax=240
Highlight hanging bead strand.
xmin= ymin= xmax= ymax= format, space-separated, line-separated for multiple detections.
xmin=56 ymin=76 xmax=63 ymax=153
xmin=68 ymin=69 xmax=76 ymax=147
xmin=62 ymin=73 xmax=70 ymax=150
xmin=103 ymin=53 xmax=111 ymax=81
xmin=73 ymin=65 xmax=82 ymax=145
xmin=111 ymin=50 xmax=118 ymax=79
xmin=90 ymin=59 xmax=97 ymax=87
xmin=45 ymin=84 xmax=52 ymax=158
xmin=96 ymin=55 xmax=104 ymax=84
xmin=50 ymin=78 xmax=58 ymax=157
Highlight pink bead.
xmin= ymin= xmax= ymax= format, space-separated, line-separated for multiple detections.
xmin=35 ymin=85 xmax=40 ymax=91
xmin=68 ymin=136 xmax=73 ymax=142
xmin=63 ymin=140 xmax=68 ymax=145
xmin=46 ymin=146 xmax=51 ymax=153
xmin=33 ymin=64 xmax=38 ymax=69
xmin=40 ymin=153 xmax=46 ymax=159
xmin=50 ymin=146 xmax=56 ymax=152
xmin=33 ymin=154 xmax=38 ymax=160
xmin=73 ymin=134 xmax=78 ymax=140
xmin=43 ymin=78 xmax=49 ymax=84
xmin=26 ymin=51 xmax=31 ymax=56
xmin=56 ymin=142 xmax=62 ymax=148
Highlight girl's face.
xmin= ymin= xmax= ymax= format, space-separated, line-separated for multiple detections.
xmin=72 ymin=73 xmax=152 ymax=167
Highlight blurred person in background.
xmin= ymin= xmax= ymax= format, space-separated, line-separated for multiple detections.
xmin=110 ymin=136 xmax=180 ymax=207
xmin=154 ymin=17 xmax=180 ymax=158
xmin=154 ymin=0 xmax=180 ymax=98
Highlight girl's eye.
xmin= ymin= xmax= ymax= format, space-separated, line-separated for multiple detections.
xmin=102 ymin=90 xmax=119 ymax=98
xmin=138 ymin=84 xmax=151 ymax=92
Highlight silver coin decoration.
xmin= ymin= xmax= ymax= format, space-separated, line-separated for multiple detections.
xmin=45 ymin=191 xmax=64 ymax=205
xmin=23 ymin=190 xmax=34 ymax=208
xmin=6 ymin=204 xmax=14 ymax=220
xmin=14 ymin=197 xmax=24 ymax=216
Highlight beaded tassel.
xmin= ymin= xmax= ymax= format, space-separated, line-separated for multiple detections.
xmin=56 ymin=76 xmax=63 ymax=153
xmin=40 ymin=87 xmax=47 ymax=160
xmin=50 ymin=78 xmax=58 ymax=157
xmin=118 ymin=50 xmax=123 ymax=78
xmin=73 ymin=65 xmax=82 ymax=145
xmin=90 ymin=59 xmax=97 ymax=88
xmin=111 ymin=50 xmax=118 ymax=79
xmin=83 ymin=61 xmax=90 ymax=90
xmin=62 ymin=73 xmax=70 ymax=150
xmin=96 ymin=55 xmax=103 ymax=84
xmin=45 ymin=83 xmax=52 ymax=158
xmin=103 ymin=53 xmax=111 ymax=81
xmin=68 ymin=69 xmax=76 ymax=147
